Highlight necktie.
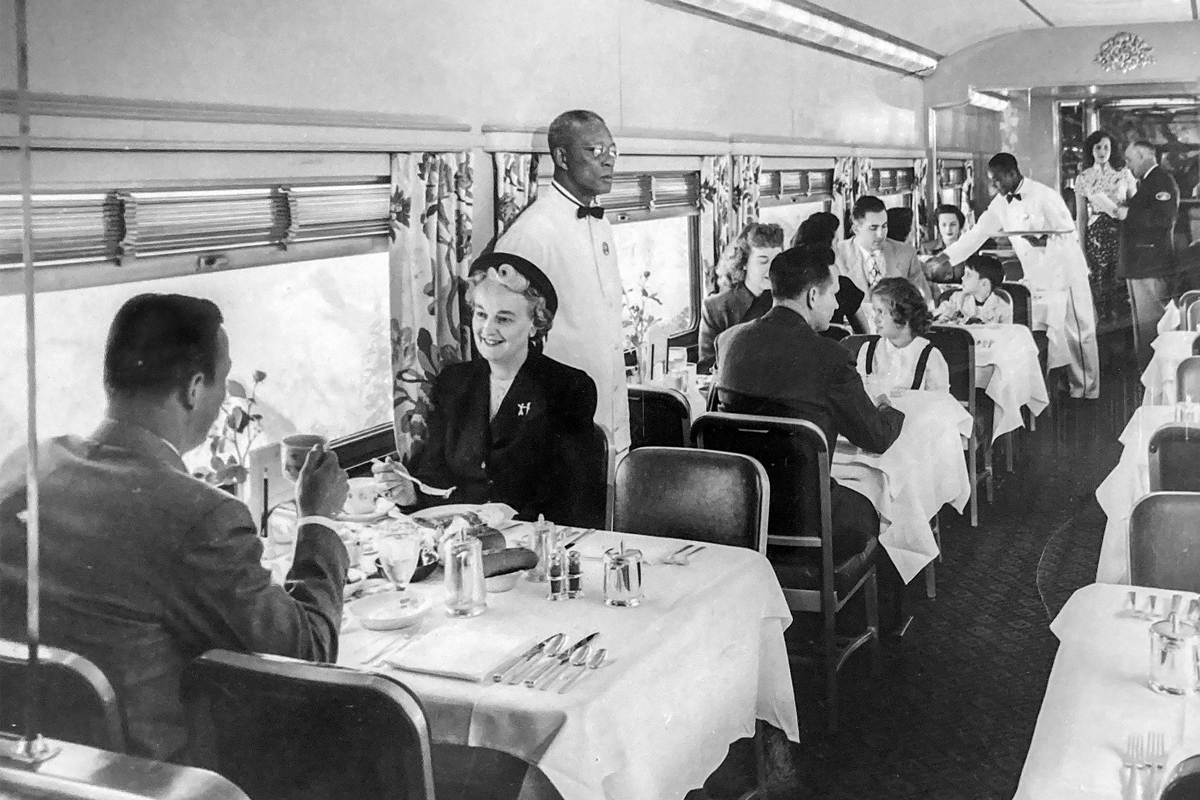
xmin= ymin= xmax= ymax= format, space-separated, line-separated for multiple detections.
xmin=576 ymin=205 xmax=605 ymax=220
xmin=867 ymin=251 xmax=883 ymax=286
xmin=1006 ymin=192 xmax=1022 ymax=203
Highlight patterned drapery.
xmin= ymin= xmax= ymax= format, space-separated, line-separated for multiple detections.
xmin=855 ymin=156 xmax=874 ymax=202
xmin=389 ymin=152 xmax=475 ymax=462
xmin=492 ymin=152 xmax=541 ymax=239
xmin=831 ymin=156 xmax=855 ymax=239
xmin=731 ymin=155 xmax=762 ymax=233
xmin=701 ymin=155 xmax=732 ymax=294
xmin=913 ymin=157 xmax=928 ymax=240
xmin=961 ymin=162 xmax=977 ymax=227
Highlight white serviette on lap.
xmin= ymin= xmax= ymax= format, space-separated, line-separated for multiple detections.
xmin=385 ymin=625 xmax=534 ymax=682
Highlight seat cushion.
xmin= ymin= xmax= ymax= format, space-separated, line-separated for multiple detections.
xmin=768 ymin=535 xmax=878 ymax=596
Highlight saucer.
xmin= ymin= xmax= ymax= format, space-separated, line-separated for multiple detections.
xmin=350 ymin=592 xmax=432 ymax=631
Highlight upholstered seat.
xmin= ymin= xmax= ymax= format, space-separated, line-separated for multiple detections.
xmin=1129 ymin=492 xmax=1200 ymax=593
xmin=1149 ymin=423 xmax=1200 ymax=492
xmin=627 ymin=385 xmax=692 ymax=451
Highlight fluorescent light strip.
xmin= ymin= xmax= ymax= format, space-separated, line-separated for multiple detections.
xmin=968 ymin=88 xmax=1010 ymax=112
xmin=672 ymin=0 xmax=939 ymax=73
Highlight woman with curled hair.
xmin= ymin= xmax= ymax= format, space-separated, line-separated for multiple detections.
xmin=698 ymin=222 xmax=784 ymax=372
xmin=1074 ymin=129 xmax=1136 ymax=323
xmin=407 ymin=252 xmax=602 ymax=526
xmin=856 ymin=277 xmax=949 ymax=394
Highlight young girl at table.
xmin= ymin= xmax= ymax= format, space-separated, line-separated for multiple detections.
xmin=934 ymin=254 xmax=1012 ymax=325
xmin=857 ymin=277 xmax=950 ymax=393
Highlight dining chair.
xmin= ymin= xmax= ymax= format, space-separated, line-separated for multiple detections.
xmin=691 ymin=412 xmax=880 ymax=732
xmin=1188 ymin=301 xmax=1200 ymax=333
xmin=820 ymin=323 xmax=852 ymax=342
xmin=1178 ymin=289 xmax=1200 ymax=318
xmin=590 ymin=422 xmax=616 ymax=530
xmin=926 ymin=324 xmax=990 ymax=527
xmin=839 ymin=333 xmax=877 ymax=362
xmin=1129 ymin=492 xmax=1200 ymax=593
xmin=1176 ymin=356 xmax=1200 ymax=402
xmin=1193 ymin=336 xmax=1200 ymax=357
xmin=612 ymin=446 xmax=768 ymax=554
xmin=0 ymin=638 xmax=126 ymax=753
xmin=627 ymin=385 xmax=691 ymax=450
xmin=1001 ymin=281 xmax=1049 ymax=435
xmin=180 ymin=650 xmax=435 ymax=800
xmin=1148 ymin=423 xmax=1200 ymax=493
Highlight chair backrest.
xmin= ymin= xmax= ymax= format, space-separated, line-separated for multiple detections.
xmin=1148 ymin=424 xmax=1200 ymax=493
xmin=1000 ymin=283 xmax=1031 ymax=328
xmin=1193 ymin=336 xmax=1200 ymax=357
xmin=612 ymin=446 xmax=769 ymax=553
xmin=937 ymin=286 xmax=959 ymax=304
xmin=1178 ymin=290 xmax=1200 ymax=326
xmin=591 ymin=422 xmax=616 ymax=529
xmin=180 ymin=650 xmax=435 ymax=800
xmin=1177 ymin=356 xmax=1200 ymax=402
xmin=819 ymin=323 xmax=852 ymax=342
xmin=0 ymin=639 xmax=126 ymax=753
xmin=1188 ymin=301 xmax=1200 ymax=333
xmin=1129 ymin=492 xmax=1200 ymax=593
xmin=840 ymin=334 xmax=877 ymax=361
xmin=627 ymin=385 xmax=691 ymax=450
xmin=925 ymin=325 xmax=977 ymax=410
xmin=691 ymin=413 xmax=831 ymax=560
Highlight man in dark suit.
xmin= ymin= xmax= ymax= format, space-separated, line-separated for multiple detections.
xmin=714 ymin=244 xmax=905 ymax=558
xmin=0 ymin=294 xmax=350 ymax=761
xmin=1120 ymin=140 xmax=1181 ymax=368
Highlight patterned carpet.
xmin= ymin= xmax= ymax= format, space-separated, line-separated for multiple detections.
xmin=702 ymin=332 xmax=1141 ymax=800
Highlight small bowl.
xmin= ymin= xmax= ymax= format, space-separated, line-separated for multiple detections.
xmin=349 ymin=592 xmax=431 ymax=631
xmin=485 ymin=571 xmax=521 ymax=593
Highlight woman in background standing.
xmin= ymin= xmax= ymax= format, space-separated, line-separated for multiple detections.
xmin=1075 ymin=130 xmax=1137 ymax=323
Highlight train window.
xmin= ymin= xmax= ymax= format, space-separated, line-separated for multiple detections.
xmin=0 ymin=253 xmax=392 ymax=467
xmin=613 ymin=214 xmax=699 ymax=344
xmin=757 ymin=200 xmax=830 ymax=246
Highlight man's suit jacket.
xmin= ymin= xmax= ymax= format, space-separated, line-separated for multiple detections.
xmin=0 ymin=420 xmax=348 ymax=761
xmin=713 ymin=305 xmax=905 ymax=455
xmin=698 ymin=284 xmax=772 ymax=372
xmin=835 ymin=237 xmax=933 ymax=305
xmin=1121 ymin=165 xmax=1179 ymax=280
xmin=410 ymin=352 xmax=603 ymax=527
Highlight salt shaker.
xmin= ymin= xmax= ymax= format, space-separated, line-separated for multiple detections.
xmin=548 ymin=547 xmax=567 ymax=601
xmin=567 ymin=549 xmax=583 ymax=598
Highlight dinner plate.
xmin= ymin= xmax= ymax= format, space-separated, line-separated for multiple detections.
xmin=411 ymin=503 xmax=516 ymax=529
xmin=350 ymin=592 xmax=432 ymax=630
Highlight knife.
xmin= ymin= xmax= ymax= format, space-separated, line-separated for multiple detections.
xmin=490 ymin=632 xmax=564 ymax=683
xmin=525 ymin=632 xmax=599 ymax=688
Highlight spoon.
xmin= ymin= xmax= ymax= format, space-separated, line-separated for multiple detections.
xmin=506 ymin=637 xmax=566 ymax=685
xmin=371 ymin=458 xmax=456 ymax=498
xmin=536 ymin=645 xmax=591 ymax=691
xmin=559 ymin=648 xmax=607 ymax=694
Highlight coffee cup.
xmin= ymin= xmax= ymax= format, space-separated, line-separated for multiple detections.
xmin=280 ymin=434 xmax=328 ymax=482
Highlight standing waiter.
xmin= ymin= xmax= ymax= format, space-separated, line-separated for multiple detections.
xmin=498 ymin=109 xmax=630 ymax=455
xmin=927 ymin=153 xmax=1101 ymax=399
xmin=1117 ymin=140 xmax=1180 ymax=369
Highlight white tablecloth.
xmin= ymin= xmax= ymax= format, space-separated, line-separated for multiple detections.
xmin=1028 ymin=286 xmax=1071 ymax=371
xmin=1015 ymin=582 xmax=1200 ymax=800
xmin=1141 ymin=331 xmax=1199 ymax=406
xmin=335 ymin=528 xmax=798 ymax=800
xmin=966 ymin=324 xmax=1050 ymax=442
xmin=831 ymin=391 xmax=973 ymax=584
xmin=1095 ymin=406 xmax=1178 ymax=584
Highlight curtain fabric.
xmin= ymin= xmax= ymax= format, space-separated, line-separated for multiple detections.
xmin=832 ymin=156 xmax=855 ymax=240
xmin=855 ymin=156 xmax=873 ymax=203
xmin=913 ymin=157 xmax=928 ymax=240
xmin=389 ymin=152 xmax=475 ymax=462
xmin=731 ymin=155 xmax=762 ymax=233
xmin=492 ymin=152 xmax=541 ymax=239
xmin=701 ymin=155 xmax=733 ymax=294
xmin=961 ymin=162 xmax=977 ymax=227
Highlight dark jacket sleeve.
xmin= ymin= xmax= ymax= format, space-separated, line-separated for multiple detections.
xmin=698 ymin=296 xmax=723 ymax=374
xmin=169 ymin=501 xmax=348 ymax=663
xmin=1126 ymin=170 xmax=1179 ymax=232
xmin=827 ymin=346 xmax=905 ymax=454
xmin=543 ymin=366 xmax=602 ymax=528
xmin=407 ymin=368 xmax=461 ymax=502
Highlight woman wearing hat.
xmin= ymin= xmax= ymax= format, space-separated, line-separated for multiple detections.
xmin=407 ymin=252 xmax=603 ymax=527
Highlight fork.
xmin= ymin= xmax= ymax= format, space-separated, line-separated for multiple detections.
xmin=659 ymin=544 xmax=702 ymax=566
xmin=1147 ymin=731 xmax=1167 ymax=797
xmin=1125 ymin=733 xmax=1147 ymax=800
xmin=371 ymin=459 xmax=455 ymax=498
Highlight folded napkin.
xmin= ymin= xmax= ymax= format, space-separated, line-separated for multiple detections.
xmin=1159 ymin=300 xmax=1181 ymax=335
xmin=386 ymin=625 xmax=534 ymax=682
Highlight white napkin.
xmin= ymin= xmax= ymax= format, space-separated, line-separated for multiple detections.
xmin=1159 ymin=300 xmax=1181 ymax=335
xmin=386 ymin=625 xmax=534 ymax=682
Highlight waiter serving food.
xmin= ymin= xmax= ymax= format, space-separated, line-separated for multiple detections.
xmin=497 ymin=109 xmax=630 ymax=454
xmin=926 ymin=152 xmax=1101 ymax=400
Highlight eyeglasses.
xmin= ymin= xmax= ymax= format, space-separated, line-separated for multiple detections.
xmin=576 ymin=144 xmax=619 ymax=159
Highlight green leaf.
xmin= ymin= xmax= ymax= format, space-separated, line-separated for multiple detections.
xmin=226 ymin=380 xmax=247 ymax=399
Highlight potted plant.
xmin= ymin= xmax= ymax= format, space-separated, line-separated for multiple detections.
xmin=622 ymin=270 xmax=662 ymax=384
xmin=200 ymin=370 xmax=267 ymax=493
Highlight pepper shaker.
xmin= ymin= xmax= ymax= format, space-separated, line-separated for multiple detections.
xmin=548 ymin=547 xmax=567 ymax=600
xmin=567 ymin=549 xmax=583 ymax=598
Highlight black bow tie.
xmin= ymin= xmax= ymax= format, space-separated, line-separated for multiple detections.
xmin=576 ymin=205 xmax=605 ymax=220
xmin=1006 ymin=192 xmax=1022 ymax=203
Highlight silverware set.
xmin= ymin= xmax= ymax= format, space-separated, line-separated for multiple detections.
xmin=656 ymin=544 xmax=706 ymax=566
xmin=562 ymin=528 xmax=595 ymax=549
xmin=1122 ymin=590 xmax=1200 ymax=622
xmin=359 ymin=632 xmax=420 ymax=667
xmin=489 ymin=632 xmax=608 ymax=693
xmin=1124 ymin=731 xmax=1167 ymax=800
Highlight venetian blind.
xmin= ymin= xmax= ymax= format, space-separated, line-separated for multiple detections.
xmin=759 ymin=168 xmax=835 ymax=205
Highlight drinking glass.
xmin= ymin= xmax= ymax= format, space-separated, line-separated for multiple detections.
xmin=443 ymin=533 xmax=486 ymax=617
xmin=280 ymin=434 xmax=328 ymax=482
xmin=603 ymin=547 xmax=644 ymax=607
xmin=377 ymin=531 xmax=421 ymax=594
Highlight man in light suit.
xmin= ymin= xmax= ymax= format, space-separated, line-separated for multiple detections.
xmin=836 ymin=195 xmax=932 ymax=332
xmin=1118 ymin=140 xmax=1181 ymax=368
xmin=0 ymin=294 xmax=349 ymax=762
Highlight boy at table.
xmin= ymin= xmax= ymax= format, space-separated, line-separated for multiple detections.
xmin=934 ymin=254 xmax=1013 ymax=325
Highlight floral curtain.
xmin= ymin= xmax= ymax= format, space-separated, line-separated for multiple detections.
xmin=855 ymin=156 xmax=874 ymax=203
xmin=701 ymin=155 xmax=732 ymax=294
xmin=731 ymin=155 xmax=761 ymax=233
xmin=961 ymin=162 xmax=977 ymax=227
xmin=831 ymin=156 xmax=855 ymax=239
xmin=389 ymin=152 xmax=475 ymax=462
xmin=912 ymin=157 xmax=928 ymax=241
xmin=492 ymin=152 xmax=540 ymax=240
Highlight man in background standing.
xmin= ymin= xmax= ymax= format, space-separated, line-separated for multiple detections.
xmin=1118 ymin=140 xmax=1180 ymax=369
xmin=498 ymin=109 xmax=630 ymax=456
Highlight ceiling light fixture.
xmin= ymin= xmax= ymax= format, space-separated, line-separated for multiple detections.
xmin=667 ymin=0 xmax=939 ymax=74
xmin=967 ymin=88 xmax=1010 ymax=112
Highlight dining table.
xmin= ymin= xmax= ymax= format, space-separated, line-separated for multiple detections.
xmin=1014 ymin=582 xmax=1200 ymax=800
xmin=1140 ymin=330 xmax=1199 ymax=407
xmin=961 ymin=323 xmax=1050 ymax=442
xmin=1094 ymin=404 xmax=1181 ymax=584
xmin=267 ymin=523 xmax=799 ymax=800
xmin=831 ymin=390 xmax=973 ymax=584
